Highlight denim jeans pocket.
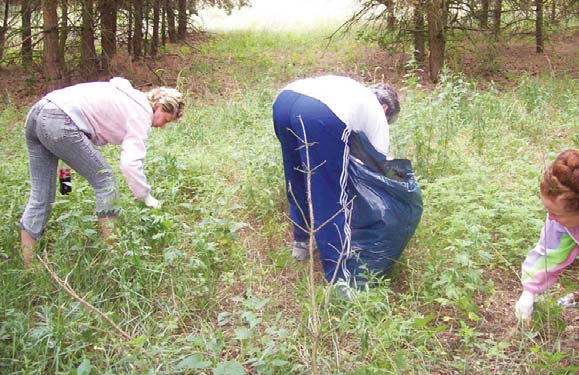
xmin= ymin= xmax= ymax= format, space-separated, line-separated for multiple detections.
xmin=38 ymin=108 xmax=76 ymax=143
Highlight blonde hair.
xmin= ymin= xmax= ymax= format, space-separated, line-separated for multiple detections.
xmin=146 ymin=87 xmax=185 ymax=119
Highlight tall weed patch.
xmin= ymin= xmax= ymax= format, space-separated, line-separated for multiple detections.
xmin=1 ymin=28 xmax=578 ymax=373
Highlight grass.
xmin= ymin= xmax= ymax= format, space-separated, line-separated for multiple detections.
xmin=1 ymin=28 xmax=579 ymax=374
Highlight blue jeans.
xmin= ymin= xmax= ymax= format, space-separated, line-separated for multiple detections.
xmin=20 ymin=99 xmax=118 ymax=240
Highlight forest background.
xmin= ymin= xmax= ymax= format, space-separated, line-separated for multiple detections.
xmin=1 ymin=0 xmax=579 ymax=373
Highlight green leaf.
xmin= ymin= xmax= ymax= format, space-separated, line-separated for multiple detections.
xmin=394 ymin=351 xmax=408 ymax=371
xmin=77 ymin=358 xmax=92 ymax=375
xmin=478 ymin=250 xmax=494 ymax=262
xmin=467 ymin=311 xmax=480 ymax=321
xmin=163 ymin=248 xmax=184 ymax=263
xmin=244 ymin=296 xmax=270 ymax=310
xmin=175 ymin=353 xmax=211 ymax=370
xmin=412 ymin=314 xmax=434 ymax=329
xmin=152 ymin=232 xmax=165 ymax=240
xmin=230 ymin=222 xmax=249 ymax=233
xmin=241 ymin=311 xmax=261 ymax=328
xmin=217 ymin=312 xmax=232 ymax=326
xmin=55 ymin=212 xmax=71 ymax=222
xmin=234 ymin=326 xmax=252 ymax=340
xmin=213 ymin=360 xmax=246 ymax=375
xmin=270 ymin=359 xmax=289 ymax=367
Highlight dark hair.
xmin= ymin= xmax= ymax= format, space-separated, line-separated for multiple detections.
xmin=541 ymin=149 xmax=579 ymax=212
xmin=369 ymin=83 xmax=400 ymax=124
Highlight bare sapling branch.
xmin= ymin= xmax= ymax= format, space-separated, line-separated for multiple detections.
xmin=326 ymin=223 xmax=350 ymax=288
xmin=314 ymin=196 xmax=356 ymax=235
xmin=289 ymin=116 xmax=358 ymax=373
xmin=287 ymin=182 xmax=310 ymax=233
xmin=296 ymin=115 xmax=320 ymax=375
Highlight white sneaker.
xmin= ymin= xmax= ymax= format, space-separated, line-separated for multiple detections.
xmin=292 ymin=241 xmax=309 ymax=261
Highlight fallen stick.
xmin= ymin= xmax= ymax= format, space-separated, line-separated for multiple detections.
xmin=37 ymin=251 xmax=131 ymax=341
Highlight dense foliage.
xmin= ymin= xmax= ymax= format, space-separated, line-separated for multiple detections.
xmin=1 ymin=26 xmax=578 ymax=374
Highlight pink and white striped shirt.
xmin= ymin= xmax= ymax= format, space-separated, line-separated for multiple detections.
xmin=521 ymin=215 xmax=579 ymax=295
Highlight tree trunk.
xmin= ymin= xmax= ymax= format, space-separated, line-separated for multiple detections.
xmin=385 ymin=0 xmax=396 ymax=30
xmin=133 ymin=0 xmax=143 ymax=59
xmin=427 ymin=0 xmax=447 ymax=83
xmin=480 ymin=0 xmax=489 ymax=29
xmin=143 ymin=0 xmax=149 ymax=56
xmin=127 ymin=6 xmax=132 ymax=55
xmin=550 ymin=0 xmax=556 ymax=23
xmin=81 ymin=0 xmax=98 ymax=79
xmin=0 ymin=0 xmax=9 ymax=61
xmin=177 ymin=0 xmax=187 ymax=39
xmin=413 ymin=0 xmax=426 ymax=66
xmin=166 ymin=0 xmax=176 ymax=43
xmin=151 ymin=0 xmax=160 ymax=56
xmin=161 ymin=5 xmax=166 ymax=45
xmin=492 ymin=0 xmax=502 ymax=37
xmin=21 ymin=0 xmax=33 ymax=68
xmin=535 ymin=0 xmax=544 ymax=53
xmin=42 ymin=0 xmax=64 ymax=90
xmin=99 ymin=0 xmax=116 ymax=72
xmin=58 ymin=0 xmax=67 ymax=69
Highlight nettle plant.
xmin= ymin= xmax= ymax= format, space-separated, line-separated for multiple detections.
xmin=2 ymin=25 xmax=579 ymax=374
xmin=164 ymin=291 xmax=298 ymax=375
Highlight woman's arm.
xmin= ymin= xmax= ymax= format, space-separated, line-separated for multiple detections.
xmin=120 ymin=117 xmax=151 ymax=200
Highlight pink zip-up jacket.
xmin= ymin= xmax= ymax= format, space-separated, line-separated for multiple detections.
xmin=521 ymin=215 xmax=579 ymax=295
xmin=45 ymin=78 xmax=153 ymax=200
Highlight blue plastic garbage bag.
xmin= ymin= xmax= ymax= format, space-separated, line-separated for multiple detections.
xmin=344 ymin=132 xmax=423 ymax=288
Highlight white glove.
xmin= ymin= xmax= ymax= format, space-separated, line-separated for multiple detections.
xmin=144 ymin=194 xmax=161 ymax=208
xmin=515 ymin=290 xmax=535 ymax=320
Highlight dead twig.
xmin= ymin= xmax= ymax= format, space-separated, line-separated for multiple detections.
xmin=37 ymin=251 xmax=132 ymax=341
xmin=288 ymin=116 xmax=357 ymax=374
xmin=298 ymin=114 xmax=320 ymax=375
xmin=144 ymin=61 xmax=166 ymax=86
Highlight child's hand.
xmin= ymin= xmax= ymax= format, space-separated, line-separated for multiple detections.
xmin=515 ymin=290 xmax=535 ymax=320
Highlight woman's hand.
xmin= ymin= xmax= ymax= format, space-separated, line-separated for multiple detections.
xmin=515 ymin=290 xmax=535 ymax=320
xmin=144 ymin=194 xmax=161 ymax=208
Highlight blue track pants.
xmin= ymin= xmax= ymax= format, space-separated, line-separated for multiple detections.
xmin=273 ymin=90 xmax=352 ymax=282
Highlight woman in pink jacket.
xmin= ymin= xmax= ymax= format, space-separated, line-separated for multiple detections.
xmin=516 ymin=149 xmax=579 ymax=320
xmin=19 ymin=77 xmax=184 ymax=266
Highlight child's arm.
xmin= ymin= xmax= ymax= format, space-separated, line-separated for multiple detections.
xmin=521 ymin=217 xmax=579 ymax=295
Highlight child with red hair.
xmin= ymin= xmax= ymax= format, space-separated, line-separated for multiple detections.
xmin=516 ymin=149 xmax=579 ymax=320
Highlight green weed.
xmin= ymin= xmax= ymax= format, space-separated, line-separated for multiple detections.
xmin=1 ymin=27 xmax=578 ymax=374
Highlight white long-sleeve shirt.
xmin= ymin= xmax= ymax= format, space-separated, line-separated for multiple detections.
xmin=283 ymin=75 xmax=390 ymax=155
xmin=45 ymin=77 xmax=153 ymax=199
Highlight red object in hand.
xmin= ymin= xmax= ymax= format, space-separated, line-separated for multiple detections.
xmin=59 ymin=167 xmax=72 ymax=195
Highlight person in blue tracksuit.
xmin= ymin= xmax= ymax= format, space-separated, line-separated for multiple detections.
xmin=272 ymin=75 xmax=400 ymax=284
